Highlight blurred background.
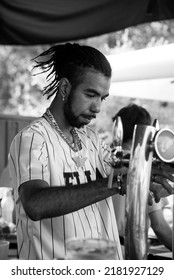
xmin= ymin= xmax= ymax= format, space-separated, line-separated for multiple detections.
xmin=0 ymin=14 xmax=174 ymax=258
xmin=1 ymin=19 xmax=174 ymax=136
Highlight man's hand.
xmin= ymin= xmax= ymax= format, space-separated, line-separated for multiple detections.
xmin=149 ymin=183 xmax=173 ymax=203
xmin=150 ymin=163 xmax=174 ymax=202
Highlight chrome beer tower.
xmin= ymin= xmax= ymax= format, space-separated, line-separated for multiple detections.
xmin=109 ymin=117 xmax=174 ymax=260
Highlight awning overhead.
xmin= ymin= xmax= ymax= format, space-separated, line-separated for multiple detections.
xmin=1 ymin=0 xmax=174 ymax=45
xmin=107 ymin=43 xmax=174 ymax=102
xmin=110 ymin=78 xmax=174 ymax=102
xmin=107 ymin=43 xmax=174 ymax=82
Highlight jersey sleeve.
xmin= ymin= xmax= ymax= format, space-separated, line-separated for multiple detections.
xmin=9 ymin=129 xmax=50 ymax=189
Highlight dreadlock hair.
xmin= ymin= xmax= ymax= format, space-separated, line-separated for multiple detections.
xmin=112 ymin=103 xmax=152 ymax=144
xmin=33 ymin=43 xmax=112 ymax=99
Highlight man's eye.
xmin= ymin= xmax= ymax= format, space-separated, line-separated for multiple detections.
xmin=86 ymin=94 xmax=95 ymax=98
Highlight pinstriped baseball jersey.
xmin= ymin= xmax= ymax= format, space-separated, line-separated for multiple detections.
xmin=9 ymin=117 xmax=123 ymax=260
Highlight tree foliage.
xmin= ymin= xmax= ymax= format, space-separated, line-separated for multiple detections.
xmin=0 ymin=45 xmax=50 ymax=115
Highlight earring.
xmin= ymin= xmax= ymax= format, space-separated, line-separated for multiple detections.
xmin=61 ymin=93 xmax=65 ymax=101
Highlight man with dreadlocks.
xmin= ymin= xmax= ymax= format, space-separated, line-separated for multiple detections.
xmin=8 ymin=43 xmax=174 ymax=260
xmin=8 ymin=43 xmax=123 ymax=260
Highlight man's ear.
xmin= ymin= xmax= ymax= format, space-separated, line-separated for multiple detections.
xmin=59 ymin=78 xmax=71 ymax=100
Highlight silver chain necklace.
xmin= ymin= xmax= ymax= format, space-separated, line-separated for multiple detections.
xmin=43 ymin=108 xmax=82 ymax=153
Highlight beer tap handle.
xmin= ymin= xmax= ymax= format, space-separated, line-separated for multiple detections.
xmin=152 ymin=118 xmax=160 ymax=130
xmin=108 ymin=116 xmax=123 ymax=188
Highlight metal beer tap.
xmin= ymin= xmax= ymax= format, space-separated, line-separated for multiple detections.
xmin=108 ymin=116 xmax=174 ymax=259
xmin=125 ymin=120 xmax=174 ymax=260
xmin=108 ymin=116 xmax=123 ymax=188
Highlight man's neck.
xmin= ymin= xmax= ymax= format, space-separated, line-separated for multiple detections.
xmin=49 ymin=104 xmax=73 ymax=141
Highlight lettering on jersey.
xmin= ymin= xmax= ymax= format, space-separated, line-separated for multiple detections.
xmin=64 ymin=173 xmax=74 ymax=185
xmin=84 ymin=170 xmax=92 ymax=182
xmin=96 ymin=168 xmax=103 ymax=180
xmin=73 ymin=172 xmax=80 ymax=185
xmin=64 ymin=168 xmax=103 ymax=185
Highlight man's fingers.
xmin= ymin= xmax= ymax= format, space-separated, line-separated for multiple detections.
xmin=154 ymin=196 xmax=160 ymax=203
xmin=152 ymin=169 xmax=174 ymax=182
xmin=149 ymin=181 xmax=172 ymax=203
xmin=148 ymin=192 xmax=154 ymax=205
xmin=155 ymin=176 xmax=173 ymax=194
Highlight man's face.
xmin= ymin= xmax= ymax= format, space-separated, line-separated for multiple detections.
xmin=64 ymin=70 xmax=111 ymax=128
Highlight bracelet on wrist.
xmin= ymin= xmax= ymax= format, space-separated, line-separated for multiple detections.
xmin=115 ymin=173 xmax=126 ymax=196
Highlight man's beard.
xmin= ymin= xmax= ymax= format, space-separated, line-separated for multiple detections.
xmin=63 ymin=91 xmax=83 ymax=128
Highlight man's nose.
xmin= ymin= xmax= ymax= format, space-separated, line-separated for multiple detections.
xmin=90 ymin=100 xmax=101 ymax=113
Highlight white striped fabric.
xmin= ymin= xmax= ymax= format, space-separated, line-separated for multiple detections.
xmin=8 ymin=117 xmax=123 ymax=260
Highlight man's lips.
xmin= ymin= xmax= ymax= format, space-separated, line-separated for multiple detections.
xmin=82 ymin=115 xmax=96 ymax=121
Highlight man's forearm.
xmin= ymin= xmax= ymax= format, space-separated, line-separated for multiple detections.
xmin=150 ymin=211 xmax=172 ymax=251
xmin=19 ymin=178 xmax=119 ymax=221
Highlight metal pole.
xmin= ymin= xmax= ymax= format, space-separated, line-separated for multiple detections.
xmin=125 ymin=124 xmax=156 ymax=259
